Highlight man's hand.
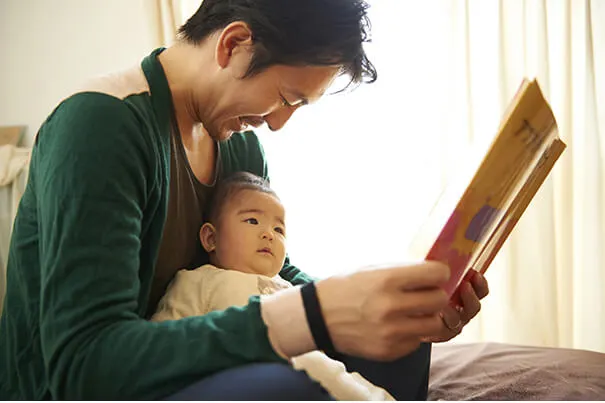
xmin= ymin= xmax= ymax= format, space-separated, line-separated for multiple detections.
xmin=315 ymin=261 xmax=451 ymax=361
xmin=421 ymin=269 xmax=490 ymax=343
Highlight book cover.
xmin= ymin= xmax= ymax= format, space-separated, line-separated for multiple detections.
xmin=409 ymin=78 xmax=566 ymax=306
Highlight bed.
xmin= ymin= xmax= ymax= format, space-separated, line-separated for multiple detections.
xmin=429 ymin=342 xmax=605 ymax=400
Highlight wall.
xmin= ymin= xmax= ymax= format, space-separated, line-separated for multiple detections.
xmin=0 ymin=0 xmax=161 ymax=146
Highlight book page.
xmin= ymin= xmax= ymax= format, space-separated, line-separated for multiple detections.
xmin=408 ymin=79 xmax=566 ymax=304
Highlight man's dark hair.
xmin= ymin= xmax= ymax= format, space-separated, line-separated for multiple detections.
xmin=178 ymin=0 xmax=377 ymax=89
xmin=206 ymin=171 xmax=278 ymax=225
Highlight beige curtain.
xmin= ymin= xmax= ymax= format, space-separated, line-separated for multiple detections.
xmin=150 ymin=0 xmax=202 ymax=47
xmin=154 ymin=0 xmax=180 ymax=46
xmin=446 ymin=0 xmax=605 ymax=354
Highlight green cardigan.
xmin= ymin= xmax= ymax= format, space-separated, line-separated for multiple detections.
xmin=0 ymin=48 xmax=313 ymax=400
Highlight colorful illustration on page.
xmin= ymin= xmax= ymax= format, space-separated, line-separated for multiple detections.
xmin=426 ymin=199 xmax=501 ymax=305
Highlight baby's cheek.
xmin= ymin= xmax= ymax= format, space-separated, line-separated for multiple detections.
xmin=220 ymin=239 xmax=247 ymax=267
xmin=234 ymin=244 xmax=252 ymax=266
xmin=276 ymin=243 xmax=287 ymax=265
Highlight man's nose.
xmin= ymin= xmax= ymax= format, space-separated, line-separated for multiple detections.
xmin=264 ymin=106 xmax=296 ymax=131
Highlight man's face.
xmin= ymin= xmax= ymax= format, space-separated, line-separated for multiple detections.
xmin=206 ymin=64 xmax=339 ymax=142
xmin=212 ymin=189 xmax=287 ymax=277
xmin=193 ymin=24 xmax=341 ymax=141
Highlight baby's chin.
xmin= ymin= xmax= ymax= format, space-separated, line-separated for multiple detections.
xmin=220 ymin=261 xmax=281 ymax=278
xmin=251 ymin=262 xmax=283 ymax=278
xmin=254 ymin=266 xmax=282 ymax=278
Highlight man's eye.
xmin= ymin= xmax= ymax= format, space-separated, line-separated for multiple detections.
xmin=274 ymin=227 xmax=285 ymax=235
xmin=280 ymin=95 xmax=292 ymax=107
xmin=244 ymin=218 xmax=259 ymax=225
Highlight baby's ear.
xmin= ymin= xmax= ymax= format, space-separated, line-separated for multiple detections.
xmin=200 ymin=223 xmax=217 ymax=253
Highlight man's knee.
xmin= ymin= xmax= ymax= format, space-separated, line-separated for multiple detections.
xmin=164 ymin=362 xmax=333 ymax=401
xmin=259 ymin=362 xmax=333 ymax=400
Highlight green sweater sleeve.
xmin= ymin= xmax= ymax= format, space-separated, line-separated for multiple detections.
xmin=35 ymin=94 xmax=284 ymax=400
xmin=279 ymin=256 xmax=317 ymax=284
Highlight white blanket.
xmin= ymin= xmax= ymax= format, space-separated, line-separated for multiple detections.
xmin=0 ymin=144 xmax=30 ymax=312
xmin=0 ymin=145 xmax=30 ymax=187
xmin=0 ymin=144 xmax=30 ymax=229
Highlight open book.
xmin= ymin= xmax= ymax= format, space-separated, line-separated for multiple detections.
xmin=409 ymin=78 xmax=566 ymax=305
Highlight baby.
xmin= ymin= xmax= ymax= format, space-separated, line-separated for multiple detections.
xmin=152 ymin=172 xmax=394 ymax=401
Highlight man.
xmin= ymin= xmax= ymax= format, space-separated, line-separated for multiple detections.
xmin=0 ymin=0 xmax=488 ymax=400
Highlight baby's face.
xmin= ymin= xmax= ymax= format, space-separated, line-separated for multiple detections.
xmin=213 ymin=189 xmax=287 ymax=277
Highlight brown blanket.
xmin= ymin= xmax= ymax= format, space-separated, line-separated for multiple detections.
xmin=429 ymin=342 xmax=605 ymax=400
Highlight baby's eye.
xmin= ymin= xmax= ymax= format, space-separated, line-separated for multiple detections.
xmin=274 ymin=227 xmax=285 ymax=235
xmin=244 ymin=218 xmax=259 ymax=225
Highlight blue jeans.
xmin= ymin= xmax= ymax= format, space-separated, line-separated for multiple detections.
xmin=164 ymin=343 xmax=431 ymax=401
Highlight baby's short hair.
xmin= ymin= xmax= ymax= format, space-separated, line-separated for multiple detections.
xmin=206 ymin=172 xmax=278 ymax=225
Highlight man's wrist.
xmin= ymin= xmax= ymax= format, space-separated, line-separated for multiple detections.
xmin=260 ymin=286 xmax=316 ymax=358
xmin=300 ymin=282 xmax=336 ymax=354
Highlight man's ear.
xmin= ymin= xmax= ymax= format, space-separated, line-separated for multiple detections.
xmin=200 ymin=223 xmax=217 ymax=253
xmin=215 ymin=21 xmax=254 ymax=70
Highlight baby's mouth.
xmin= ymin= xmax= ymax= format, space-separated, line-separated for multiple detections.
xmin=257 ymin=248 xmax=273 ymax=256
